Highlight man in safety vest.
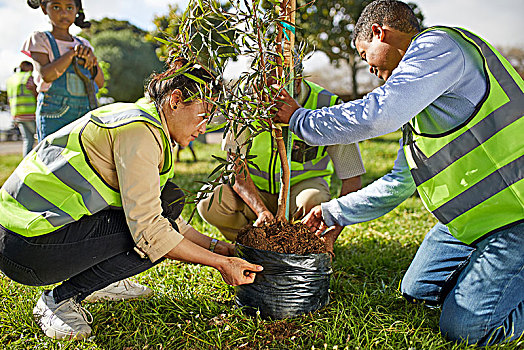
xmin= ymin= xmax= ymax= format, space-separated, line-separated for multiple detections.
xmin=6 ymin=61 xmax=37 ymax=156
xmin=197 ymin=65 xmax=366 ymax=251
xmin=274 ymin=0 xmax=523 ymax=346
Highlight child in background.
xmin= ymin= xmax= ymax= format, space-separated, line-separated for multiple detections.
xmin=23 ymin=0 xmax=104 ymax=141
xmin=176 ymin=141 xmax=198 ymax=163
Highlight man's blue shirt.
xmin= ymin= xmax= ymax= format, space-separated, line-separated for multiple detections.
xmin=289 ymin=29 xmax=487 ymax=226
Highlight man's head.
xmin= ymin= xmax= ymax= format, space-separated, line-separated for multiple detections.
xmin=353 ymin=0 xmax=420 ymax=81
xmin=20 ymin=61 xmax=33 ymax=72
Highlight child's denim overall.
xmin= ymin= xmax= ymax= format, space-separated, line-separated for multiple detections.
xmin=35 ymin=31 xmax=97 ymax=141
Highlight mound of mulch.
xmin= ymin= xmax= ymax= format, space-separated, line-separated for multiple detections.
xmin=236 ymin=220 xmax=327 ymax=255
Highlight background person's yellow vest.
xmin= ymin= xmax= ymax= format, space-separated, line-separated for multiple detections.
xmin=6 ymin=71 xmax=36 ymax=117
xmin=248 ymin=80 xmax=341 ymax=194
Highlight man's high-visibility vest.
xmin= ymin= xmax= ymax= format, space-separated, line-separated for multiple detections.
xmin=403 ymin=26 xmax=524 ymax=244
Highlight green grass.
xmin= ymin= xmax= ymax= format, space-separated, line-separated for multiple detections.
xmin=0 ymin=134 xmax=522 ymax=349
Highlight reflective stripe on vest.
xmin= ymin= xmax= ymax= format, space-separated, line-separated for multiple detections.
xmin=403 ymin=26 xmax=524 ymax=244
xmin=6 ymin=71 xmax=36 ymax=116
xmin=0 ymin=100 xmax=174 ymax=237
xmin=248 ymin=80 xmax=340 ymax=193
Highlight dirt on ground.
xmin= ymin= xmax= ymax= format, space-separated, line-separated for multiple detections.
xmin=236 ymin=220 xmax=327 ymax=254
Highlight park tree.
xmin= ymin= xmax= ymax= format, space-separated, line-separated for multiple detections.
xmin=0 ymin=91 xmax=7 ymax=109
xmin=291 ymin=0 xmax=423 ymax=98
xmin=148 ymin=5 xmax=184 ymax=60
xmin=90 ymin=29 xmax=163 ymax=102
xmin=80 ymin=18 xmax=147 ymax=41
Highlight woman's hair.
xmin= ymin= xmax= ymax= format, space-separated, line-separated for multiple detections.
xmin=147 ymin=56 xmax=221 ymax=106
xmin=27 ymin=0 xmax=91 ymax=28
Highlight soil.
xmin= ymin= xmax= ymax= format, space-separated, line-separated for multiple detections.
xmin=236 ymin=220 xmax=327 ymax=254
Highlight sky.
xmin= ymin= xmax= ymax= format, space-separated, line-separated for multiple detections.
xmin=0 ymin=0 xmax=523 ymax=90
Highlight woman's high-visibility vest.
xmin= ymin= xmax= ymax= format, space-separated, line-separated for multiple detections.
xmin=248 ymin=80 xmax=341 ymax=194
xmin=403 ymin=27 xmax=524 ymax=244
xmin=6 ymin=71 xmax=36 ymax=118
xmin=0 ymin=100 xmax=174 ymax=237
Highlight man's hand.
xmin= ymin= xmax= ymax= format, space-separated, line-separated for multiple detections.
xmin=219 ymin=257 xmax=263 ymax=286
xmin=254 ymin=210 xmax=274 ymax=227
xmin=273 ymin=85 xmax=301 ymax=124
xmin=320 ymin=226 xmax=343 ymax=258
xmin=301 ymin=205 xmax=329 ymax=234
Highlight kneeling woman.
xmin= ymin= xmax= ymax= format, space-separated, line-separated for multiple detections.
xmin=0 ymin=57 xmax=262 ymax=340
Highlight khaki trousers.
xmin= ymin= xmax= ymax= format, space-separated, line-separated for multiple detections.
xmin=197 ymin=177 xmax=331 ymax=241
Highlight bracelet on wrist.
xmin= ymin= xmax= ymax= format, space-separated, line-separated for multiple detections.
xmin=209 ymin=238 xmax=218 ymax=253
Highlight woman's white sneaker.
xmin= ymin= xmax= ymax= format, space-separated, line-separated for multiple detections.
xmin=33 ymin=291 xmax=93 ymax=340
xmin=84 ymin=279 xmax=153 ymax=302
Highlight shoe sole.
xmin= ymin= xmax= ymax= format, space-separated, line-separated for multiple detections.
xmin=33 ymin=311 xmax=91 ymax=340
xmin=83 ymin=290 xmax=153 ymax=303
xmin=43 ymin=327 xmax=91 ymax=340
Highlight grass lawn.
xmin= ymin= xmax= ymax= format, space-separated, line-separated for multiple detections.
xmin=0 ymin=133 xmax=521 ymax=349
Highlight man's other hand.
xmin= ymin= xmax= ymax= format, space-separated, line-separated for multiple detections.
xmin=301 ymin=205 xmax=329 ymax=233
xmin=254 ymin=210 xmax=274 ymax=227
xmin=273 ymin=85 xmax=300 ymax=124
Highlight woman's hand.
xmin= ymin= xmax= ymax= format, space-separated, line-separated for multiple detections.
xmin=218 ymin=257 xmax=263 ymax=286
xmin=214 ymin=240 xmax=236 ymax=256
xmin=165 ymin=239 xmax=262 ymax=286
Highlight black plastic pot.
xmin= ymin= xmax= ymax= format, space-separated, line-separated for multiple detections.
xmin=234 ymin=243 xmax=332 ymax=320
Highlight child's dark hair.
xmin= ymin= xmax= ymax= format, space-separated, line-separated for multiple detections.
xmin=147 ymin=56 xmax=221 ymax=106
xmin=27 ymin=0 xmax=91 ymax=28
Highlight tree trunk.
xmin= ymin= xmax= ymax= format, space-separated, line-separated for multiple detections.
xmin=274 ymin=127 xmax=290 ymax=222
xmin=273 ymin=0 xmax=295 ymax=222
xmin=350 ymin=55 xmax=359 ymax=99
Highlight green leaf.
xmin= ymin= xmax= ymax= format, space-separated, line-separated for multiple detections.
xmin=211 ymin=155 xmax=229 ymax=164
xmin=183 ymin=72 xmax=207 ymax=85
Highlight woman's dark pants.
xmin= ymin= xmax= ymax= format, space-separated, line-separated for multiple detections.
xmin=0 ymin=181 xmax=184 ymax=303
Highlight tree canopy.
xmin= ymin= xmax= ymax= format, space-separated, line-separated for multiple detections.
xmin=91 ymin=29 xmax=163 ymax=102
xmin=294 ymin=0 xmax=424 ymax=98
xmin=80 ymin=18 xmax=148 ymax=41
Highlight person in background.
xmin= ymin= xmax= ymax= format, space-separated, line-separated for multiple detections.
xmin=23 ymin=0 xmax=104 ymax=141
xmin=6 ymin=61 xmax=37 ymax=156
xmin=176 ymin=140 xmax=198 ymax=162
xmin=198 ymin=62 xmax=365 ymax=252
xmin=0 ymin=57 xmax=262 ymax=340
xmin=274 ymin=0 xmax=523 ymax=345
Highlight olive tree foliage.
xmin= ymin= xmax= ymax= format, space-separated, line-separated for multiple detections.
xmin=160 ymin=0 xmax=300 ymax=222
xmin=147 ymin=4 xmax=185 ymax=61
xmin=90 ymin=29 xmax=163 ymax=102
xmin=289 ymin=0 xmax=423 ymax=98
